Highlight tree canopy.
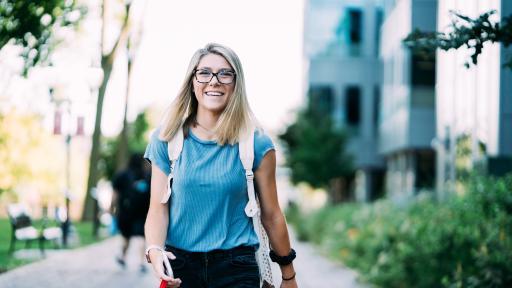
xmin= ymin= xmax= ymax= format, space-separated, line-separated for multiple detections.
xmin=0 ymin=0 xmax=84 ymax=74
xmin=404 ymin=10 xmax=512 ymax=68
xmin=279 ymin=108 xmax=353 ymax=189
xmin=99 ymin=110 xmax=149 ymax=181
xmin=0 ymin=110 xmax=64 ymax=202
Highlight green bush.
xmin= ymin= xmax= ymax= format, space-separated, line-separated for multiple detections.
xmin=286 ymin=174 xmax=512 ymax=287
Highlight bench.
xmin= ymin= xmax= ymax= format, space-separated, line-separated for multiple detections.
xmin=7 ymin=204 xmax=63 ymax=255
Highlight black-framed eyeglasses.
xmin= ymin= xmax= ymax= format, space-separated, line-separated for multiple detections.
xmin=194 ymin=69 xmax=236 ymax=84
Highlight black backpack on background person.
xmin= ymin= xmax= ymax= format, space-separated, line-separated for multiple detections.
xmin=113 ymin=170 xmax=151 ymax=222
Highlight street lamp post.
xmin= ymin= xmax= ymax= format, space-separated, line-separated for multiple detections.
xmin=53 ymin=101 xmax=71 ymax=247
xmin=63 ymin=132 xmax=71 ymax=247
xmin=53 ymin=96 xmax=84 ymax=247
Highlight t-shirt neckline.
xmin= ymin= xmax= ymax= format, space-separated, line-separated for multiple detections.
xmin=188 ymin=128 xmax=218 ymax=145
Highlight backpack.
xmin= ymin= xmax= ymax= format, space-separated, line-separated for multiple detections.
xmin=161 ymin=125 xmax=275 ymax=288
xmin=115 ymin=171 xmax=150 ymax=220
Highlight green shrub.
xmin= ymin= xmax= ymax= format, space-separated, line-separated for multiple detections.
xmin=286 ymin=174 xmax=512 ymax=288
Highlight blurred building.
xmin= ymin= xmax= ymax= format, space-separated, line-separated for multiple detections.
xmin=304 ymin=0 xmax=385 ymax=202
xmin=435 ymin=0 xmax=512 ymax=197
xmin=303 ymin=0 xmax=511 ymax=202
xmin=379 ymin=0 xmax=437 ymax=200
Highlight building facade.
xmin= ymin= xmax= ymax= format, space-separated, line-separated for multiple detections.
xmin=379 ymin=0 xmax=438 ymax=200
xmin=435 ymin=0 xmax=512 ymax=197
xmin=304 ymin=0 xmax=385 ymax=201
xmin=303 ymin=0 xmax=511 ymax=202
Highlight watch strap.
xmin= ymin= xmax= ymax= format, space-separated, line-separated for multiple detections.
xmin=269 ymin=248 xmax=296 ymax=266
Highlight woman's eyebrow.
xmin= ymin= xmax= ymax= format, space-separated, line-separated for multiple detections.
xmin=196 ymin=67 xmax=233 ymax=71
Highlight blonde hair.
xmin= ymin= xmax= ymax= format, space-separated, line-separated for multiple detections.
xmin=158 ymin=43 xmax=259 ymax=145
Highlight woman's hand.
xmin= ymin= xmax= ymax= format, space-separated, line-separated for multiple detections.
xmin=281 ymin=278 xmax=298 ymax=288
xmin=149 ymin=249 xmax=182 ymax=288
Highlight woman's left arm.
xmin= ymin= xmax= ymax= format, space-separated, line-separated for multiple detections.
xmin=255 ymin=150 xmax=298 ymax=287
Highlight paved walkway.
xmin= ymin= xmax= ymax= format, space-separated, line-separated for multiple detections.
xmin=284 ymin=229 xmax=366 ymax=288
xmin=0 ymin=232 xmax=367 ymax=288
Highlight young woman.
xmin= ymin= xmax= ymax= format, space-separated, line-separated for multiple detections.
xmin=144 ymin=43 xmax=298 ymax=288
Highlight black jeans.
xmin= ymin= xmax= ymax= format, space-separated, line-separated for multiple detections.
xmin=165 ymin=245 xmax=260 ymax=288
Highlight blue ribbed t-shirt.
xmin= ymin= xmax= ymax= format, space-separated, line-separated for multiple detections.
xmin=144 ymin=127 xmax=275 ymax=252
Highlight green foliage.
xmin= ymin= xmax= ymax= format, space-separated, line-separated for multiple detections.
xmin=98 ymin=111 xmax=150 ymax=180
xmin=404 ymin=10 xmax=512 ymax=69
xmin=73 ymin=221 xmax=107 ymax=247
xmin=130 ymin=111 xmax=150 ymax=153
xmin=0 ymin=0 xmax=85 ymax=74
xmin=287 ymin=174 xmax=512 ymax=287
xmin=279 ymin=108 xmax=353 ymax=189
xmin=0 ymin=218 xmax=31 ymax=273
xmin=0 ymin=110 xmax=62 ymax=200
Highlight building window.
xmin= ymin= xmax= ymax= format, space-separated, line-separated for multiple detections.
xmin=348 ymin=9 xmax=362 ymax=44
xmin=411 ymin=52 xmax=436 ymax=86
xmin=375 ymin=8 xmax=383 ymax=56
xmin=340 ymin=8 xmax=363 ymax=56
xmin=308 ymin=85 xmax=334 ymax=115
xmin=345 ymin=86 xmax=361 ymax=126
xmin=415 ymin=150 xmax=435 ymax=190
xmin=373 ymin=85 xmax=380 ymax=134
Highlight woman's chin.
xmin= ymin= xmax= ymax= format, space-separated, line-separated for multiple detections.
xmin=200 ymin=104 xmax=228 ymax=114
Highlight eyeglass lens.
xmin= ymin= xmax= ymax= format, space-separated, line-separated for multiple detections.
xmin=195 ymin=69 xmax=235 ymax=84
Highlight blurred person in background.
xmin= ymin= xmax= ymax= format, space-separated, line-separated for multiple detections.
xmin=143 ymin=43 xmax=298 ymax=288
xmin=111 ymin=153 xmax=151 ymax=272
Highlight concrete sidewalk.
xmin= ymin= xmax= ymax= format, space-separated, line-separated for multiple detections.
xmin=0 ymin=233 xmax=367 ymax=288
xmin=282 ymin=229 xmax=366 ymax=288
xmin=0 ymin=237 xmax=158 ymax=288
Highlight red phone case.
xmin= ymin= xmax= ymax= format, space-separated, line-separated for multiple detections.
xmin=160 ymin=279 xmax=167 ymax=288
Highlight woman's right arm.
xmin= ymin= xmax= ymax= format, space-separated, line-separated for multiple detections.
xmin=145 ymin=164 xmax=181 ymax=286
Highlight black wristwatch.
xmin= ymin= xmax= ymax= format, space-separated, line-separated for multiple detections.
xmin=269 ymin=248 xmax=296 ymax=266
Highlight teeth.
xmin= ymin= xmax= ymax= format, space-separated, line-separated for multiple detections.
xmin=205 ymin=92 xmax=223 ymax=96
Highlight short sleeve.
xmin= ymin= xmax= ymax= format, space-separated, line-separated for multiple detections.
xmin=144 ymin=128 xmax=171 ymax=175
xmin=253 ymin=130 xmax=275 ymax=170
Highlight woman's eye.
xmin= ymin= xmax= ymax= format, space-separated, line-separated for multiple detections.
xmin=219 ymin=71 xmax=234 ymax=77
xmin=198 ymin=70 xmax=212 ymax=76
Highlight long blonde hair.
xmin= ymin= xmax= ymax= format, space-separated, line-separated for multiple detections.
xmin=158 ymin=43 xmax=258 ymax=145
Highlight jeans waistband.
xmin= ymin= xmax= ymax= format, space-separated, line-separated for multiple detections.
xmin=165 ymin=245 xmax=256 ymax=260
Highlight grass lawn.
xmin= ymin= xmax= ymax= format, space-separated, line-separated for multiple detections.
xmin=0 ymin=218 xmax=109 ymax=273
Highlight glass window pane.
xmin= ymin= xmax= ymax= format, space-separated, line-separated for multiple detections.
xmin=346 ymin=86 xmax=361 ymax=126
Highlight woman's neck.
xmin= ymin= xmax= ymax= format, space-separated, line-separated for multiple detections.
xmin=195 ymin=112 xmax=218 ymax=130
xmin=192 ymin=112 xmax=219 ymax=141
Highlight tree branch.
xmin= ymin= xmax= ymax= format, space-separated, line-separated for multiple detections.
xmin=403 ymin=10 xmax=512 ymax=69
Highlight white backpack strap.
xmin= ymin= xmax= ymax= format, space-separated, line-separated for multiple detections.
xmin=239 ymin=126 xmax=258 ymax=217
xmin=162 ymin=127 xmax=184 ymax=203
xmin=239 ymin=127 xmax=275 ymax=286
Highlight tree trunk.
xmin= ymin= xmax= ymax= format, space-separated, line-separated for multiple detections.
xmin=328 ymin=177 xmax=344 ymax=204
xmin=81 ymin=1 xmax=132 ymax=223
xmin=115 ymin=57 xmax=133 ymax=172
xmin=115 ymin=6 xmax=145 ymax=172
xmin=81 ymin=54 xmax=114 ymax=222
xmin=328 ymin=176 xmax=354 ymax=203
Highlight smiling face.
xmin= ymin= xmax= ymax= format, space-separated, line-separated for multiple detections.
xmin=192 ymin=53 xmax=235 ymax=115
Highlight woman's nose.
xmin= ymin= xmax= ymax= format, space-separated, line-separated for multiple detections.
xmin=209 ymin=75 xmax=220 ymax=86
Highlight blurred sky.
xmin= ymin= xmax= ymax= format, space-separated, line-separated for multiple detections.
xmin=103 ymin=0 xmax=306 ymax=136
